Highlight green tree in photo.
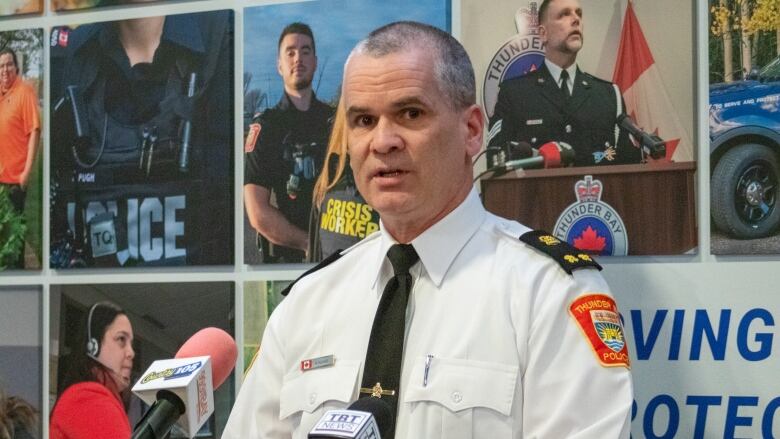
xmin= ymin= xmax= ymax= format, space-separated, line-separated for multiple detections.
xmin=710 ymin=0 xmax=779 ymax=83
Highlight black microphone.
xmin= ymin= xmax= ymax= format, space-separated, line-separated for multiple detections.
xmin=506 ymin=141 xmax=535 ymax=161
xmin=616 ymin=114 xmax=666 ymax=159
xmin=308 ymin=397 xmax=393 ymax=439
xmin=504 ymin=141 xmax=575 ymax=171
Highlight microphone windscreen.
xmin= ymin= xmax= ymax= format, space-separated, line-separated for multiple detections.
xmin=538 ymin=142 xmax=563 ymax=167
xmin=347 ymin=398 xmax=394 ymax=438
xmin=507 ymin=141 xmax=534 ymax=161
xmin=175 ymin=327 xmax=237 ymax=389
xmin=557 ymin=141 xmax=576 ymax=166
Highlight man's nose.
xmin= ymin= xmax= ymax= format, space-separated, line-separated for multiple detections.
xmin=371 ymin=118 xmax=403 ymax=154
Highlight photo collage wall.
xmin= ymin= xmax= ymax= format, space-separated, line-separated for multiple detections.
xmin=0 ymin=0 xmax=778 ymax=437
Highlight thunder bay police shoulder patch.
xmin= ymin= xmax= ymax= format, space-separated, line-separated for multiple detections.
xmin=569 ymin=294 xmax=630 ymax=368
xmin=519 ymin=230 xmax=602 ymax=274
xmin=244 ymin=123 xmax=261 ymax=153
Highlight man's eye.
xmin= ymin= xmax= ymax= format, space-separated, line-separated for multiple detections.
xmin=402 ymin=108 xmax=423 ymax=120
xmin=355 ymin=115 xmax=374 ymax=127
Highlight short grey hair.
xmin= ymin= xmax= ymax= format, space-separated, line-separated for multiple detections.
xmin=347 ymin=21 xmax=475 ymax=109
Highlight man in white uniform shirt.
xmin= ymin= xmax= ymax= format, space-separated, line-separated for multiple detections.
xmin=224 ymin=21 xmax=633 ymax=439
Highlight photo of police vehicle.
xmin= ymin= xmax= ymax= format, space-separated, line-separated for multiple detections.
xmin=710 ymin=55 xmax=780 ymax=239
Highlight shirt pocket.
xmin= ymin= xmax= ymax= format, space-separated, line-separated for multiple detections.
xmin=403 ymin=357 xmax=518 ymax=439
xmin=279 ymin=360 xmax=361 ymax=439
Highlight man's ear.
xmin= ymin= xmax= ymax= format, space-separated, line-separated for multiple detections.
xmin=463 ymin=104 xmax=484 ymax=159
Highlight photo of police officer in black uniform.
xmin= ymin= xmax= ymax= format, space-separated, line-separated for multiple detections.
xmin=50 ymin=10 xmax=234 ymax=268
xmin=244 ymin=22 xmax=334 ymax=264
xmin=487 ymin=0 xmax=640 ymax=168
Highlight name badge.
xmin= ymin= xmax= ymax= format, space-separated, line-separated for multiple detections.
xmin=89 ymin=212 xmax=118 ymax=258
xmin=301 ymin=355 xmax=335 ymax=372
xmin=526 ymin=119 xmax=543 ymax=125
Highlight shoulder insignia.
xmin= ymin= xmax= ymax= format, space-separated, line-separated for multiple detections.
xmin=280 ymin=249 xmax=344 ymax=296
xmin=582 ymin=72 xmax=611 ymax=86
xmin=518 ymin=230 xmax=602 ymax=274
xmin=569 ymin=293 xmax=630 ymax=368
xmin=244 ymin=123 xmax=261 ymax=153
xmin=51 ymin=28 xmax=70 ymax=48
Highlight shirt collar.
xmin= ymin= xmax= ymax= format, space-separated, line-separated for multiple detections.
xmin=97 ymin=15 xmax=206 ymax=55
xmin=277 ymin=91 xmax=318 ymax=112
xmin=371 ymin=189 xmax=486 ymax=289
xmin=1 ymin=76 xmax=20 ymax=95
xmin=162 ymin=14 xmax=206 ymax=54
xmin=544 ymin=59 xmax=577 ymax=86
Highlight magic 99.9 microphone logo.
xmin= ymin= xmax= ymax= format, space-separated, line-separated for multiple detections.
xmin=141 ymin=361 xmax=203 ymax=384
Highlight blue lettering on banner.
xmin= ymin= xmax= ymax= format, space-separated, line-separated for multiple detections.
xmin=628 ymin=308 xmax=776 ymax=361
xmin=725 ymin=397 xmax=758 ymax=438
xmin=690 ymin=310 xmax=731 ymax=360
xmin=765 ymin=398 xmax=780 ymax=438
xmin=643 ymin=394 xmax=679 ymax=439
xmin=737 ymin=309 xmax=775 ymax=361
xmin=686 ymin=395 xmax=722 ymax=438
xmin=633 ymin=394 xmax=780 ymax=438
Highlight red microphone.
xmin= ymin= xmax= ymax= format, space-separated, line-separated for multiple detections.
xmin=538 ymin=141 xmax=575 ymax=168
xmin=502 ymin=141 xmax=575 ymax=171
xmin=132 ymin=328 xmax=237 ymax=439
xmin=175 ymin=327 xmax=237 ymax=389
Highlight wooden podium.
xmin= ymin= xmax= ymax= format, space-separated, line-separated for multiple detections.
xmin=480 ymin=162 xmax=697 ymax=255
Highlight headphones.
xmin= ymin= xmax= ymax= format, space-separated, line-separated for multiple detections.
xmin=86 ymin=302 xmax=104 ymax=359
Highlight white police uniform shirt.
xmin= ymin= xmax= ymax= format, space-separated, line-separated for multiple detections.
xmin=223 ymin=189 xmax=633 ymax=438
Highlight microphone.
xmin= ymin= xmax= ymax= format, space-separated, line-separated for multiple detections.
xmin=506 ymin=141 xmax=535 ymax=162
xmin=504 ymin=141 xmax=575 ymax=171
xmin=487 ymin=141 xmax=534 ymax=168
xmin=131 ymin=328 xmax=237 ymax=439
xmin=616 ymin=114 xmax=666 ymax=159
xmin=308 ymin=397 xmax=393 ymax=439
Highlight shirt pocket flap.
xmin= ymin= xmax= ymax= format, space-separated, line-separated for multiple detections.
xmin=279 ymin=360 xmax=360 ymax=420
xmin=404 ymin=357 xmax=518 ymax=416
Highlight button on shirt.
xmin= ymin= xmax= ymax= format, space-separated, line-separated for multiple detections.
xmin=224 ymin=189 xmax=633 ymax=439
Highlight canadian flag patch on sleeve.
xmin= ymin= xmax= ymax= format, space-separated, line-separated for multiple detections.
xmin=569 ymin=294 xmax=630 ymax=368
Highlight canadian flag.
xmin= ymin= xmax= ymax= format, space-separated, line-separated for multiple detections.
xmin=612 ymin=1 xmax=693 ymax=162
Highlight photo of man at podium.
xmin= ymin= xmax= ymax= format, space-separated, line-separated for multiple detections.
xmin=473 ymin=0 xmax=696 ymax=256
xmin=486 ymin=0 xmax=642 ymax=168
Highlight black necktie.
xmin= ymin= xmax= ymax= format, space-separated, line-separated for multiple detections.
xmin=560 ymin=69 xmax=571 ymax=99
xmin=360 ymin=244 xmax=419 ymax=437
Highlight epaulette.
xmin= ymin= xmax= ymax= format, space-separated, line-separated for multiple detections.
xmin=581 ymin=71 xmax=612 ymax=86
xmin=280 ymin=249 xmax=344 ymax=296
xmin=518 ymin=230 xmax=602 ymax=275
